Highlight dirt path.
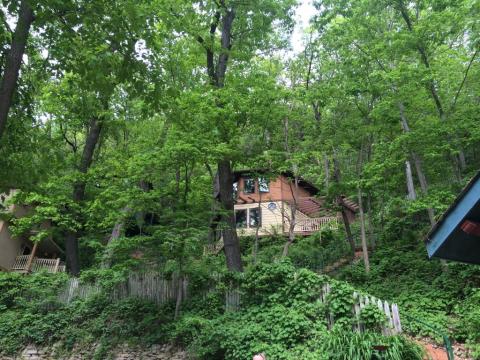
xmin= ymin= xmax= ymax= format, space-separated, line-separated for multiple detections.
xmin=414 ymin=338 xmax=473 ymax=360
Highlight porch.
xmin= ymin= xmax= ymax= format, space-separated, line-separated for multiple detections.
xmin=293 ymin=216 xmax=340 ymax=234
xmin=205 ymin=216 xmax=341 ymax=255
xmin=11 ymin=255 xmax=66 ymax=273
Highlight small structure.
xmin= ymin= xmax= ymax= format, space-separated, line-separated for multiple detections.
xmin=226 ymin=170 xmax=357 ymax=237
xmin=0 ymin=190 xmax=65 ymax=273
xmin=426 ymin=171 xmax=480 ymax=264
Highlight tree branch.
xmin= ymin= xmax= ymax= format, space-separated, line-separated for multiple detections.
xmin=450 ymin=49 xmax=479 ymax=113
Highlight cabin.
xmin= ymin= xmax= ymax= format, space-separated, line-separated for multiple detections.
xmin=230 ymin=170 xmax=357 ymax=237
xmin=426 ymin=171 xmax=480 ymax=264
xmin=0 ymin=190 xmax=65 ymax=273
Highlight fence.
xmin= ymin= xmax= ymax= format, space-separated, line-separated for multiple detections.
xmin=225 ymin=283 xmax=402 ymax=335
xmin=59 ymin=273 xmax=401 ymax=335
xmin=59 ymin=272 xmax=188 ymax=305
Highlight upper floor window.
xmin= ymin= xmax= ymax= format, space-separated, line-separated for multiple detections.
xmin=233 ymin=182 xmax=238 ymax=199
xmin=258 ymin=177 xmax=269 ymax=193
xmin=244 ymin=178 xmax=255 ymax=194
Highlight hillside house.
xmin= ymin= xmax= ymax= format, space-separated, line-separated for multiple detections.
xmin=228 ymin=171 xmax=357 ymax=237
xmin=0 ymin=190 xmax=65 ymax=273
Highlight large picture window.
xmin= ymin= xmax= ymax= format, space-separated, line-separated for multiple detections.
xmin=235 ymin=208 xmax=262 ymax=229
xmin=249 ymin=208 xmax=261 ymax=227
xmin=235 ymin=209 xmax=247 ymax=228
xmin=244 ymin=178 xmax=255 ymax=194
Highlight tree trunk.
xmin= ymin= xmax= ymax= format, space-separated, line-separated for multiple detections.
xmin=332 ymin=150 xmax=356 ymax=256
xmin=201 ymin=5 xmax=242 ymax=271
xmin=367 ymin=193 xmax=375 ymax=250
xmin=174 ymin=275 xmax=183 ymax=320
xmin=282 ymin=179 xmax=298 ymax=257
xmin=398 ymin=102 xmax=436 ymax=226
xmin=405 ymin=160 xmax=417 ymax=200
xmin=324 ymin=153 xmax=329 ymax=189
xmin=218 ymin=159 xmax=243 ymax=272
xmin=101 ymin=205 xmax=131 ymax=268
xmin=358 ymin=187 xmax=370 ymax=273
xmin=252 ymin=190 xmax=262 ymax=265
xmin=65 ymin=117 xmax=103 ymax=276
xmin=0 ymin=0 xmax=34 ymax=142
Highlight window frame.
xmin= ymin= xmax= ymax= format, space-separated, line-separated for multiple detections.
xmin=235 ymin=209 xmax=247 ymax=228
xmin=258 ymin=177 xmax=269 ymax=193
xmin=249 ymin=207 xmax=262 ymax=228
xmin=243 ymin=177 xmax=255 ymax=194
xmin=233 ymin=181 xmax=238 ymax=199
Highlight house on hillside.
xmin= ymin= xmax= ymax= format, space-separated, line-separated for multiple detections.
xmin=0 ymin=190 xmax=65 ymax=273
xmin=426 ymin=171 xmax=480 ymax=264
xmin=215 ymin=170 xmax=358 ymax=238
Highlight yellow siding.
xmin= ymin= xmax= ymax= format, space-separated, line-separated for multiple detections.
xmin=234 ymin=201 xmax=329 ymax=236
xmin=235 ymin=201 xmax=285 ymax=236
xmin=0 ymin=221 xmax=22 ymax=271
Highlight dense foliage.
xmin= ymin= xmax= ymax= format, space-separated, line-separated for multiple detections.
xmin=1 ymin=0 xmax=480 ymax=358
xmin=0 ymin=262 xmax=424 ymax=359
xmin=337 ymin=224 xmax=480 ymax=357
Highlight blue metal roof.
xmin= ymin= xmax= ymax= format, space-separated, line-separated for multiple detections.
xmin=425 ymin=171 xmax=480 ymax=264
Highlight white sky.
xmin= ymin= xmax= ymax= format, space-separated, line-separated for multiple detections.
xmin=5 ymin=1 xmax=316 ymax=62
xmin=291 ymin=0 xmax=316 ymax=54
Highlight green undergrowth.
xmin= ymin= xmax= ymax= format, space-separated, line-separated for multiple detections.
xmin=240 ymin=229 xmax=352 ymax=272
xmin=0 ymin=261 xmax=423 ymax=359
xmin=335 ymin=228 xmax=480 ymax=357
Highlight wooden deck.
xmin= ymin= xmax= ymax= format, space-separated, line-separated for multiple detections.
xmin=205 ymin=216 xmax=341 ymax=255
xmin=11 ymin=255 xmax=65 ymax=273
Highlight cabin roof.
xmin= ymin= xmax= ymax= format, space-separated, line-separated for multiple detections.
xmin=425 ymin=171 xmax=480 ymax=264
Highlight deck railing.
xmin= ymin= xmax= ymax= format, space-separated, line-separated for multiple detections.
xmin=295 ymin=216 xmax=339 ymax=233
xmin=11 ymin=255 xmax=30 ymax=272
xmin=11 ymin=255 xmax=65 ymax=273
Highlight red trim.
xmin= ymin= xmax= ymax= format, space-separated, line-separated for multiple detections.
xmin=461 ymin=220 xmax=480 ymax=237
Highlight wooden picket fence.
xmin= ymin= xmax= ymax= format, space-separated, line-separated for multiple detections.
xmin=59 ymin=273 xmax=401 ymax=335
xmin=225 ymin=283 xmax=402 ymax=335
xmin=58 ymin=272 xmax=188 ymax=305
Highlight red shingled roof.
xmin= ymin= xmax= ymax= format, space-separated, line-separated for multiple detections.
xmin=340 ymin=196 xmax=359 ymax=213
xmin=287 ymin=196 xmax=359 ymax=218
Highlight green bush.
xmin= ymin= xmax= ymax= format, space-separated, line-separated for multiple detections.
xmin=0 ymin=262 xmax=424 ymax=359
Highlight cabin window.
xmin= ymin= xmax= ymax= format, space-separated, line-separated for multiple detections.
xmin=233 ymin=182 xmax=238 ymax=199
xmin=244 ymin=178 xmax=255 ymax=194
xmin=258 ymin=177 xmax=269 ymax=192
xmin=249 ymin=208 xmax=261 ymax=227
xmin=235 ymin=209 xmax=247 ymax=228
xmin=20 ymin=245 xmax=31 ymax=255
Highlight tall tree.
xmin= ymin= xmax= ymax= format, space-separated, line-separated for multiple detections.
xmin=0 ymin=0 xmax=34 ymax=142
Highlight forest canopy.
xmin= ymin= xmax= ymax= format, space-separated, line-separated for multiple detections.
xmin=0 ymin=0 xmax=480 ymax=358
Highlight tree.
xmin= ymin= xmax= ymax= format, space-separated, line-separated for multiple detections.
xmin=0 ymin=0 xmax=34 ymax=142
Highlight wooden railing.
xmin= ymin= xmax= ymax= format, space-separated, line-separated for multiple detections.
xmin=11 ymin=255 xmax=30 ymax=272
xmin=11 ymin=255 xmax=65 ymax=273
xmin=295 ymin=216 xmax=339 ymax=233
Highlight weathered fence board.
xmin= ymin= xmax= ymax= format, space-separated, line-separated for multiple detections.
xmin=58 ymin=273 xmax=188 ymax=306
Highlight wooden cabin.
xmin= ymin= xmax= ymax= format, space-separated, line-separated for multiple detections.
xmin=231 ymin=171 xmax=357 ymax=237
xmin=0 ymin=190 xmax=65 ymax=273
